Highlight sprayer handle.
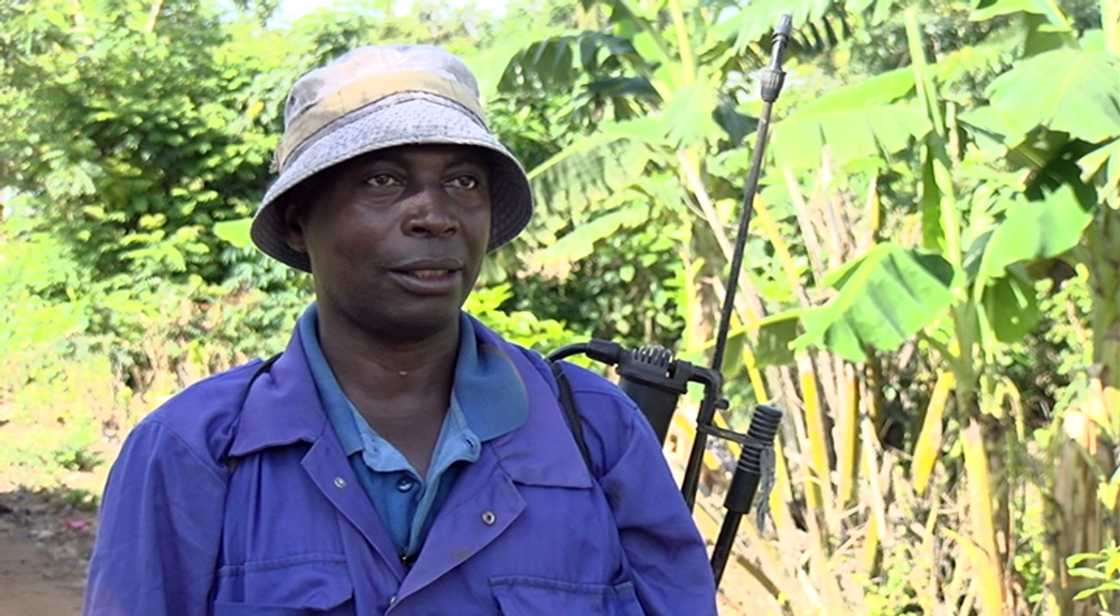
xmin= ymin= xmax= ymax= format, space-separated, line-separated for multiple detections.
xmin=723 ymin=405 xmax=782 ymax=514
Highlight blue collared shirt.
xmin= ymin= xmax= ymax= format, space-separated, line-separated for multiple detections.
xmin=298 ymin=305 xmax=528 ymax=559
xmin=84 ymin=316 xmax=718 ymax=615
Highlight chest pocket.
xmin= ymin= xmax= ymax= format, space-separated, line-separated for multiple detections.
xmin=212 ymin=557 xmax=355 ymax=616
xmin=490 ymin=576 xmax=644 ymax=616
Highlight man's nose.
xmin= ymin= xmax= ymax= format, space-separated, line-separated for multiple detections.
xmin=403 ymin=185 xmax=459 ymax=238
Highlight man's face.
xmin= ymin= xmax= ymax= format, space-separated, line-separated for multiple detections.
xmin=285 ymin=144 xmax=492 ymax=341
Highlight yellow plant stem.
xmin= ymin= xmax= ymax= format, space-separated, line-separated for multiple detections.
xmin=753 ymin=195 xmax=807 ymax=304
xmin=860 ymin=510 xmax=881 ymax=576
xmin=784 ymin=168 xmax=827 ymax=284
xmin=769 ymin=439 xmax=795 ymax=535
xmin=945 ymin=529 xmax=1004 ymax=616
xmin=836 ymin=364 xmax=860 ymax=507
xmin=666 ymin=0 xmax=696 ymax=86
xmin=863 ymin=174 xmax=880 ymax=251
xmin=859 ymin=421 xmax=886 ymax=535
xmin=797 ymin=353 xmax=834 ymax=529
xmin=860 ymin=418 xmax=888 ymax=573
xmin=961 ymin=421 xmax=1005 ymax=616
xmin=739 ymin=335 xmax=770 ymax=407
xmin=912 ymin=371 xmax=956 ymax=495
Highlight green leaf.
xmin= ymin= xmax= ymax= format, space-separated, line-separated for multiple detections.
xmin=978 ymin=184 xmax=1095 ymax=280
xmin=772 ymin=103 xmax=930 ymax=172
xmin=662 ymin=83 xmax=721 ymax=147
xmin=526 ymin=203 xmax=649 ymax=276
xmin=1105 ymin=548 xmax=1120 ymax=575
xmin=932 ymin=25 xmax=1027 ymax=88
xmin=755 ymin=309 xmax=802 ymax=367
xmin=213 ymin=218 xmax=253 ymax=249
xmin=1067 ymin=553 xmax=1099 ymax=567
xmin=1106 ymin=0 xmax=1120 ymax=55
xmin=1079 ymin=138 xmax=1120 ymax=208
xmin=845 ymin=0 xmax=899 ymax=24
xmin=497 ymin=32 xmax=643 ymax=95
xmin=959 ymin=106 xmax=1016 ymax=154
xmin=982 ymin=268 xmax=1041 ymax=343
xmin=712 ymin=327 xmax=747 ymax=380
xmin=794 ymin=67 xmax=916 ymax=114
xmin=467 ymin=24 xmax=562 ymax=96
xmin=526 ymin=127 xmax=655 ymax=234
xmin=982 ymin=49 xmax=1120 ymax=145
xmin=970 ymin=0 xmax=1047 ymax=21
xmin=1068 ymin=567 xmax=1108 ymax=580
xmin=919 ymin=138 xmax=946 ymax=251
xmin=725 ymin=0 xmax=838 ymax=51
xmin=1071 ymin=588 xmax=1097 ymax=601
xmin=794 ymin=244 xmax=956 ymax=362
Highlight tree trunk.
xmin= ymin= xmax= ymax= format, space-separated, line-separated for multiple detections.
xmin=1090 ymin=206 xmax=1120 ymax=426
xmin=1087 ymin=205 xmax=1120 ymax=613
xmin=1048 ymin=206 xmax=1120 ymax=615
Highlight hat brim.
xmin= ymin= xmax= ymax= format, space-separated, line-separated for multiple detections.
xmin=251 ymin=94 xmax=533 ymax=272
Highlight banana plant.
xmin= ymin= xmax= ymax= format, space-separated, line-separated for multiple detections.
xmin=493 ymin=0 xmax=907 ymax=344
xmin=497 ymin=0 xmax=1120 ymax=611
xmin=494 ymin=1 xmax=926 ymax=606
xmin=749 ymin=2 xmax=1120 ymax=612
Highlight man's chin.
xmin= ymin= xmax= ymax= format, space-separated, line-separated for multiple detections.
xmin=359 ymin=307 xmax=463 ymax=344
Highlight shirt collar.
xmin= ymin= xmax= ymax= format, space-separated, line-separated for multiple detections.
xmin=453 ymin=313 xmax=529 ymax=441
xmin=229 ymin=325 xmax=328 ymax=458
xmin=476 ymin=329 xmax=594 ymax=490
xmin=230 ymin=311 xmax=591 ymax=491
xmin=297 ymin=305 xmax=365 ymax=455
xmin=297 ymin=304 xmax=528 ymax=448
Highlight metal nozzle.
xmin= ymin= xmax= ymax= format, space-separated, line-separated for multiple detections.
xmin=769 ymin=14 xmax=793 ymax=69
xmin=776 ymin=14 xmax=793 ymax=37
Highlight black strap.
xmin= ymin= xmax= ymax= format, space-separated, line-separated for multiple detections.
xmin=226 ymin=353 xmax=282 ymax=472
xmin=549 ymin=361 xmax=594 ymax=475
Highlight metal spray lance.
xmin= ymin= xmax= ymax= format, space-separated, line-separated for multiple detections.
xmin=546 ymin=14 xmax=794 ymax=588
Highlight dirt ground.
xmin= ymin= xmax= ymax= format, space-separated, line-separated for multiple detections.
xmin=0 ymin=489 xmax=94 ymax=616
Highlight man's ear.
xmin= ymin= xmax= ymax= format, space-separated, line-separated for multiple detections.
xmin=281 ymin=199 xmax=309 ymax=254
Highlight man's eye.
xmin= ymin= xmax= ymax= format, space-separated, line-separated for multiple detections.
xmin=449 ymin=175 xmax=479 ymax=190
xmin=366 ymin=174 xmax=399 ymax=187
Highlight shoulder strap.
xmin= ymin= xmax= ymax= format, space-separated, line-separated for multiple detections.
xmin=549 ymin=360 xmax=595 ymax=475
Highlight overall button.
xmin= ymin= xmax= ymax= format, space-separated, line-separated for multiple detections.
xmin=396 ymin=477 xmax=415 ymax=492
xmin=481 ymin=510 xmax=496 ymax=526
xmin=333 ymin=477 xmax=347 ymax=489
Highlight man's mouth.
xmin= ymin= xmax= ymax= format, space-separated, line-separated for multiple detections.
xmin=389 ymin=259 xmax=464 ymax=294
xmin=401 ymin=269 xmax=454 ymax=280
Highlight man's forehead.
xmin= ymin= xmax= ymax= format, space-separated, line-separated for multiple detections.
xmin=348 ymin=144 xmax=491 ymax=168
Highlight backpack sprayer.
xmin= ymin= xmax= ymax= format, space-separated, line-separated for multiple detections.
xmin=547 ymin=15 xmax=793 ymax=587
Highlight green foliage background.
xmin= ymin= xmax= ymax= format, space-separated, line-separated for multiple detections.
xmin=2 ymin=0 xmax=1119 ymax=613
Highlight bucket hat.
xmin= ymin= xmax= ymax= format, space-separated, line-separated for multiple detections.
xmin=250 ymin=44 xmax=534 ymax=272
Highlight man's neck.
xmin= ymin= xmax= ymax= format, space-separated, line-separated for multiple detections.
xmin=315 ymin=305 xmax=459 ymax=426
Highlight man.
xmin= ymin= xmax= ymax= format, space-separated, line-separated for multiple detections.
xmin=84 ymin=45 xmax=717 ymax=615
